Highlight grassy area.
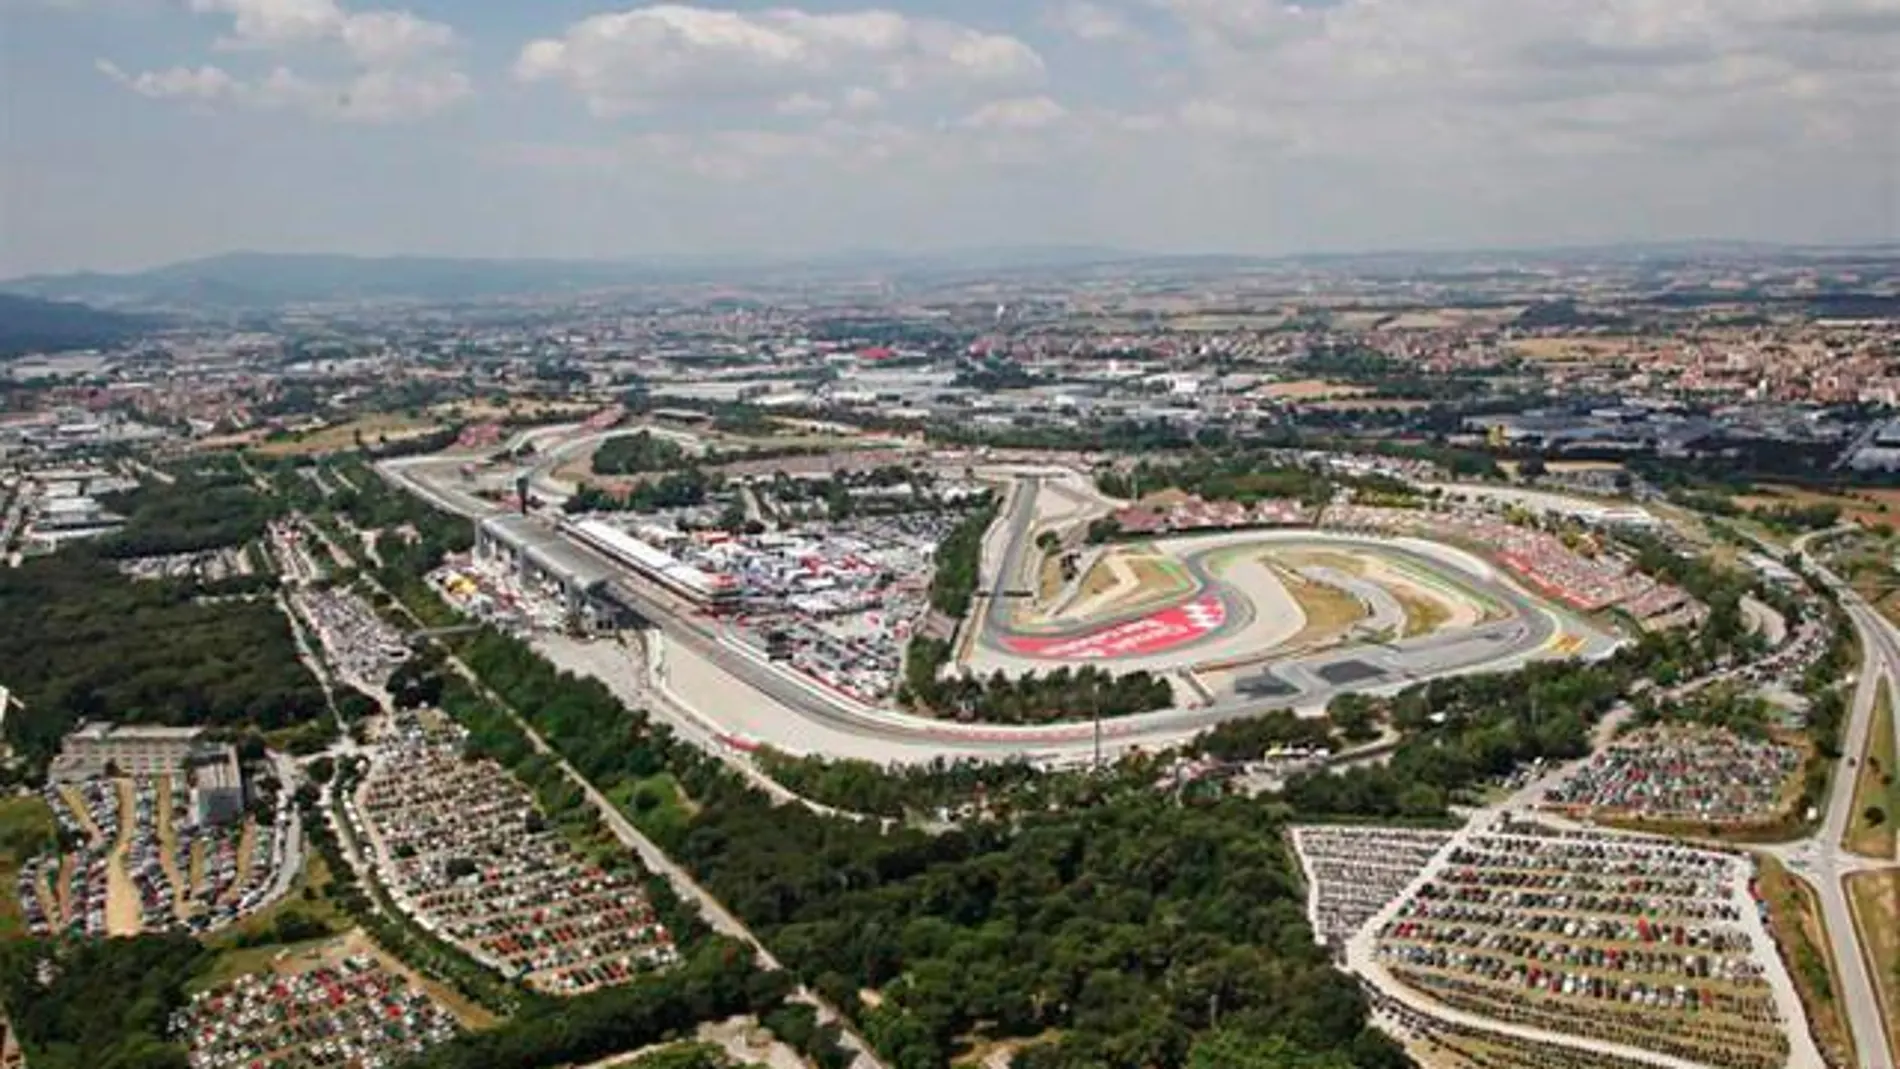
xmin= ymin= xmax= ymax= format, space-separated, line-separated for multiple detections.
xmin=1271 ymin=564 xmax=1367 ymax=646
xmin=1391 ymin=586 xmax=1451 ymax=638
xmin=1845 ymin=869 xmax=1900 ymax=1065
xmin=203 ymin=848 xmax=346 ymax=959
xmin=1756 ymin=854 xmax=1858 ymax=1068
xmin=619 ymin=771 xmax=694 ymax=841
xmin=254 ymin=413 xmax=444 ymax=458
xmin=1843 ymin=680 xmax=1898 ymax=859
xmin=0 ymin=794 xmax=58 ymax=941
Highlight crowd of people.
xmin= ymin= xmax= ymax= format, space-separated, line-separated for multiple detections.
xmin=1543 ymin=724 xmax=1801 ymax=825
xmin=1374 ymin=825 xmax=1790 ymax=1069
xmin=1289 ymin=825 xmax=1451 ymax=947
xmin=1321 ymin=504 xmax=1698 ymax=621
xmin=350 ymin=725 xmax=679 ymax=996
xmin=171 ymin=952 xmax=459 ymax=1069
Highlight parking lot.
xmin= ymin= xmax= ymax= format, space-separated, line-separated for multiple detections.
xmin=1291 ymin=825 xmax=1452 ymax=948
xmin=1372 ymin=821 xmax=1798 ymax=1069
xmin=16 ymin=775 xmax=289 ymax=937
xmin=172 ymin=939 xmax=460 ymax=1069
xmin=292 ymin=588 xmax=411 ymax=690
xmin=1542 ymin=723 xmax=1803 ymax=827
xmin=351 ymin=719 xmax=679 ymax=995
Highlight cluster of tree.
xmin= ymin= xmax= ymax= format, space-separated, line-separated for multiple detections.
xmin=753 ymin=751 xmax=1049 ymax=819
xmin=925 ymin=500 xmax=998 ymax=619
xmin=1276 ymin=632 xmax=1729 ymax=820
xmin=98 ymin=460 xmax=279 ymax=558
xmin=901 ymin=640 xmax=1173 ymax=725
xmin=1097 ymin=455 xmax=1335 ymax=507
xmin=594 ymin=431 xmax=692 ymax=475
xmin=0 ymin=553 xmax=326 ymax=768
xmin=1278 ymin=345 xmax=1495 ymax=403
xmin=411 ymin=940 xmax=781 ymax=1069
xmin=1194 ymin=710 xmax=1341 ymax=763
xmin=565 ymin=470 xmax=716 ymax=514
xmin=0 ymin=933 xmax=207 ymax=1069
xmin=1637 ymin=685 xmax=1775 ymax=739
xmin=954 ymin=358 xmax=1038 ymax=391
xmin=649 ymin=776 xmax=1406 ymax=1069
xmin=367 ymin=572 xmax=1402 ymax=1069
xmin=1666 ymin=489 xmax=1843 ymax=535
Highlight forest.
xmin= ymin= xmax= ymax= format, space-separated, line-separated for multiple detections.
xmin=0 ymin=552 xmax=326 ymax=768
xmin=900 ymin=642 xmax=1174 ymax=725
xmin=593 ymin=431 xmax=691 ymax=475
xmin=96 ymin=458 xmax=279 ymax=558
xmin=926 ymin=500 xmax=998 ymax=619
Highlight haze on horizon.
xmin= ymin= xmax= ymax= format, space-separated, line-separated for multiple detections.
xmin=2 ymin=0 xmax=1896 ymax=277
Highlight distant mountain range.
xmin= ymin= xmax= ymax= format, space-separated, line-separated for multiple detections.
xmin=0 ymin=294 xmax=161 ymax=359
xmin=3 ymin=243 xmax=1892 ymax=312
xmin=0 ymin=248 xmax=1156 ymax=309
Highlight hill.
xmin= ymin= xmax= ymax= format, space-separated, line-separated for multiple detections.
xmin=0 ymin=294 xmax=156 ymax=358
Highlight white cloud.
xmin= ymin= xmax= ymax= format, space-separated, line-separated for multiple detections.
xmin=96 ymin=59 xmax=240 ymax=100
xmin=102 ymin=0 xmax=467 ymax=121
xmin=961 ymin=95 xmax=1069 ymax=130
xmin=1044 ymin=0 xmax=1137 ymax=42
xmin=1151 ymin=0 xmax=1900 ymax=161
xmin=515 ymin=5 xmax=1044 ymax=117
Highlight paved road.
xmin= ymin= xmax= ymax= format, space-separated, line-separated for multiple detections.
xmin=1780 ymin=571 xmax=1899 ymax=1069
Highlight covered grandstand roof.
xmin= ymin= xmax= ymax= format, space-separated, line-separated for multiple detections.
xmin=479 ymin=514 xmax=615 ymax=590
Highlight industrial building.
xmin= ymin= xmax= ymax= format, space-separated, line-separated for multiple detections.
xmin=49 ymin=722 xmax=247 ymax=824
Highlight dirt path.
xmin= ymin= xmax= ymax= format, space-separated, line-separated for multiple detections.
xmin=55 ymin=786 xmax=102 ymax=846
xmin=103 ymin=780 xmax=140 ymax=936
xmin=188 ymin=839 xmax=206 ymax=897
xmin=52 ymin=855 xmax=74 ymax=925
xmin=226 ymin=819 xmax=256 ymax=905
xmin=153 ymin=776 xmax=189 ymax=920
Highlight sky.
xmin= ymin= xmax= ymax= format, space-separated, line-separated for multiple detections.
xmin=1 ymin=0 xmax=1896 ymax=275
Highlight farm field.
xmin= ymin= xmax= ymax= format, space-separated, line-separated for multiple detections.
xmin=1259 ymin=379 xmax=1375 ymax=401
xmin=254 ymin=413 xmax=445 ymax=457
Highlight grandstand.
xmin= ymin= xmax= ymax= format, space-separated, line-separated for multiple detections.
xmin=564 ymin=518 xmax=740 ymax=609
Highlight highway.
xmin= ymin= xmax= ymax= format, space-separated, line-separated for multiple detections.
xmin=381 ymin=454 xmax=1618 ymax=766
xmin=1771 ymin=528 xmax=1900 ymax=1069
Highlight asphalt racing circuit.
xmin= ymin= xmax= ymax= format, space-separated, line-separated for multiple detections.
xmin=381 ymin=439 xmax=1621 ymax=766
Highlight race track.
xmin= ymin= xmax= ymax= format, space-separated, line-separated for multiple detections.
xmin=383 ymin=458 xmax=1622 ymax=765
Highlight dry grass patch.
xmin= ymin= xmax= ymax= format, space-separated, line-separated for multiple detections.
xmin=1844 ymin=681 xmax=1898 ymax=859
xmin=255 ymin=413 xmax=444 ymax=457
xmin=1274 ymin=565 xmax=1367 ymax=646
xmin=1756 ymin=854 xmax=1858 ymax=1068
xmin=1845 ymin=869 xmax=1900 ymax=1064
xmin=1260 ymin=379 xmax=1374 ymax=401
